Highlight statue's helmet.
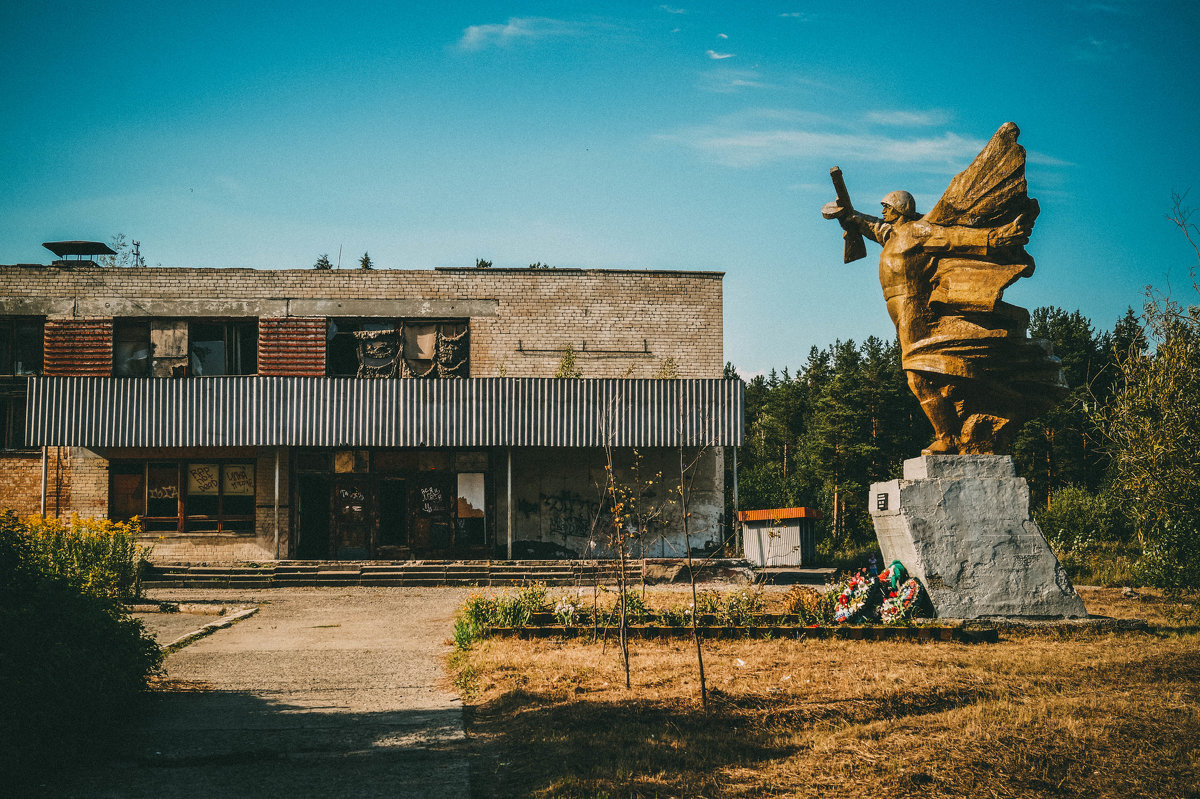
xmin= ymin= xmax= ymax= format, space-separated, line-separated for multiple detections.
xmin=880 ymin=190 xmax=917 ymax=219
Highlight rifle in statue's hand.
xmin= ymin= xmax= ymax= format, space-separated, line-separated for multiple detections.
xmin=825 ymin=166 xmax=867 ymax=263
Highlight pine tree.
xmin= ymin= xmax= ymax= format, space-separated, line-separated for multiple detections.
xmin=359 ymin=252 xmax=374 ymax=270
xmin=314 ymin=254 xmax=333 ymax=270
xmin=1012 ymin=307 xmax=1109 ymax=506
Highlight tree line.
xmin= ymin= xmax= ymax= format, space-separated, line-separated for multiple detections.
xmin=729 ymin=295 xmax=1200 ymax=588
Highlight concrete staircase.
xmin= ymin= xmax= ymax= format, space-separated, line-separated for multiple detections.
xmin=144 ymin=559 xmax=646 ymax=588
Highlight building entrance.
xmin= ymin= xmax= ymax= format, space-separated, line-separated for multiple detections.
xmin=291 ymin=449 xmax=492 ymax=560
xmin=331 ymin=477 xmax=373 ymax=558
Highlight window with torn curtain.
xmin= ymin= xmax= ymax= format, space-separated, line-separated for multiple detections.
xmin=326 ymin=319 xmax=468 ymax=378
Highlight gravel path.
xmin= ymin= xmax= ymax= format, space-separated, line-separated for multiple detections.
xmin=55 ymin=587 xmax=474 ymax=799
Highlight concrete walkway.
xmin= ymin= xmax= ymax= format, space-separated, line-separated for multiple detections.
xmin=56 ymin=588 xmax=474 ymax=799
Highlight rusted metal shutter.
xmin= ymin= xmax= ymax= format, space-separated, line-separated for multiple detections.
xmin=43 ymin=319 xmax=112 ymax=376
xmin=257 ymin=317 xmax=325 ymax=376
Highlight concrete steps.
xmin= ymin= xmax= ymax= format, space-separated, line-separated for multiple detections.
xmin=142 ymin=559 xmax=681 ymax=588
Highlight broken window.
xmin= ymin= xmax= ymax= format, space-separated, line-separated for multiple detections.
xmin=110 ymin=460 xmax=255 ymax=535
xmin=327 ymin=319 xmax=394 ymax=376
xmin=327 ymin=319 xmax=469 ymax=378
xmin=405 ymin=321 xmax=468 ymax=378
xmin=355 ymin=328 xmax=402 ymax=378
xmin=113 ymin=320 xmax=151 ymax=377
xmin=0 ymin=385 xmax=29 ymax=450
xmin=456 ymin=472 xmax=486 ymax=547
xmin=189 ymin=320 xmax=257 ymax=376
xmin=0 ymin=317 xmax=44 ymax=375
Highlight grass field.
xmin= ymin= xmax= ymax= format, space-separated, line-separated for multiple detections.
xmin=450 ymin=586 xmax=1200 ymax=798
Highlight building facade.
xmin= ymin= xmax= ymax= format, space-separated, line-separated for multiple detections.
xmin=0 ymin=262 xmax=742 ymax=562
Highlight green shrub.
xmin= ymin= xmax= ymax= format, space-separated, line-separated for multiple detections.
xmin=721 ymin=588 xmax=765 ymax=626
xmin=661 ymin=604 xmax=693 ymax=627
xmin=1036 ymin=487 xmax=1139 ymax=585
xmin=620 ymin=590 xmax=651 ymax=623
xmin=1036 ymin=486 xmax=1130 ymax=553
xmin=492 ymin=583 xmax=548 ymax=627
xmin=20 ymin=513 xmax=150 ymax=599
xmin=454 ymin=593 xmax=495 ymax=649
xmin=695 ymin=590 xmax=723 ymax=617
xmin=0 ymin=511 xmax=163 ymax=781
xmin=453 ymin=584 xmax=550 ymax=649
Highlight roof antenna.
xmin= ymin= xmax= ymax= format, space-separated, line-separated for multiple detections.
xmin=336 ymin=244 xmax=342 ymax=270
xmin=132 ymin=240 xmax=145 ymax=267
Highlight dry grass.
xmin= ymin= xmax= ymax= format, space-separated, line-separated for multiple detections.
xmin=452 ymin=586 xmax=1200 ymax=798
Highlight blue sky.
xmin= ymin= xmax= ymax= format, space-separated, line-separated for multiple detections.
xmin=2 ymin=1 xmax=1198 ymax=375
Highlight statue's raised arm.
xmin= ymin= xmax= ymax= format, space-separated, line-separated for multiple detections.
xmin=821 ymin=122 xmax=1067 ymax=455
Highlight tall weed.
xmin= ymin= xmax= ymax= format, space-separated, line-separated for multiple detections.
xmin=784 ymin=586 xmax=834 ymax=625
xmin=21 ymin=513 xmax=150 ymax=599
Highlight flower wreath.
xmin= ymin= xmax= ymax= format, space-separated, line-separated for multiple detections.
xmin=832 ymin=561 xmax=930 ymax=625
xmin=833 ymin=569 xmax=879 ymax=624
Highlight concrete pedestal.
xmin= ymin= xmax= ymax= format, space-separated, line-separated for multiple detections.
xmin=870 ymin=455 xmax=1086 ymax=619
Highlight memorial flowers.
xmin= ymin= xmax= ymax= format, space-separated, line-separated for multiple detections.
xmin=832 ymin=561 xmax=931 ymax=624
xmin=833 ymin=569 xmax=879 ymax=624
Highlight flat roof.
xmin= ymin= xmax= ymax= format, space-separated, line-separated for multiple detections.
xmin=42 ymin=241 xmax=117 ymax=257
xmin=738 ymin=507 xmax=824 ymax=522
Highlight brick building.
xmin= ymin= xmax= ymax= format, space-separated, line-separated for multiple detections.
xmin=0 ymin=257 xmax=742 ymax=562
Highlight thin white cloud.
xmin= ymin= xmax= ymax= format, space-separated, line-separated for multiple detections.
xmin=659 ymin=113 xmax=1073 ymax=171
xmin=779 ymin=11 xmax=815 ymax=20
xmin=706 ymin=49 xmax=734 ymax=59
xmin=660 ymin=5 xmax=687 ymax=13
xmin=700 ymin=68 xmax=769 ymax=93
xmin=658 ymin=117 xmax=985 ymax=168
xmin=457 ymin=17 xmax=576 ymax=51
xmin=1027 ymin=151 xmax=1075 ymax=168
xmin=717 ymin=33 xmax=728 ymax=39
xmin=865 ymin=109 xmax=949 ymax=127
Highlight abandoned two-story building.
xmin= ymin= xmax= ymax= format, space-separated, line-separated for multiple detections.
xmin=0 ymin=247 xmax=742 ymax=562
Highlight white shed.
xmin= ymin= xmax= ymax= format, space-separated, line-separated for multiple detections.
xmin=738 ymin=507 xmax=822 ymax=567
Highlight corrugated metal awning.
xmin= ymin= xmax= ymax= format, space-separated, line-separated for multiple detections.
xmin=26 ymin=377 xmax=743 ymax=448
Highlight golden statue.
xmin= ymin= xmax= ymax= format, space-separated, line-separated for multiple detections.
xmin=823 ymin=122 xmax=1067 ymax=455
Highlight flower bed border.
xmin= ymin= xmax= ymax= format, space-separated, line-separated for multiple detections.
xmin=481 ymin=624 xmax=998 ymax=643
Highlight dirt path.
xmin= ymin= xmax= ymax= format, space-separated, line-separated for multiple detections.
xmin=56 ymin=588 xmax=474 ymax=799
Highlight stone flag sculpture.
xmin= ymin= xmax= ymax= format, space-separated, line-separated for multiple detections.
xmin=823 ymin=122 xmax=1067 ymax=455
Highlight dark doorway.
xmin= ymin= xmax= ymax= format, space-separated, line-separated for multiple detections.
xmin=377 ymin=478 xmax=408 ymax=558
xmin=295 ymin=474 xmax=332 ymax=559
xmin=412 ymin=473 xmax=454 ymax=557
xmin=332 ymin=477 xmax=374 ymax=559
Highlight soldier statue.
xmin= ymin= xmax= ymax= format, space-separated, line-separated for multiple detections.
xmin=823 ymin=122 xmax=1066 ymax=454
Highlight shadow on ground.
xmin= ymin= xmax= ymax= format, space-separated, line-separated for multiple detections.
xmin=35 ymin=687 xmax=470 ymax=799
xmin=465 ymin=685 xmax=989 ymax=797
